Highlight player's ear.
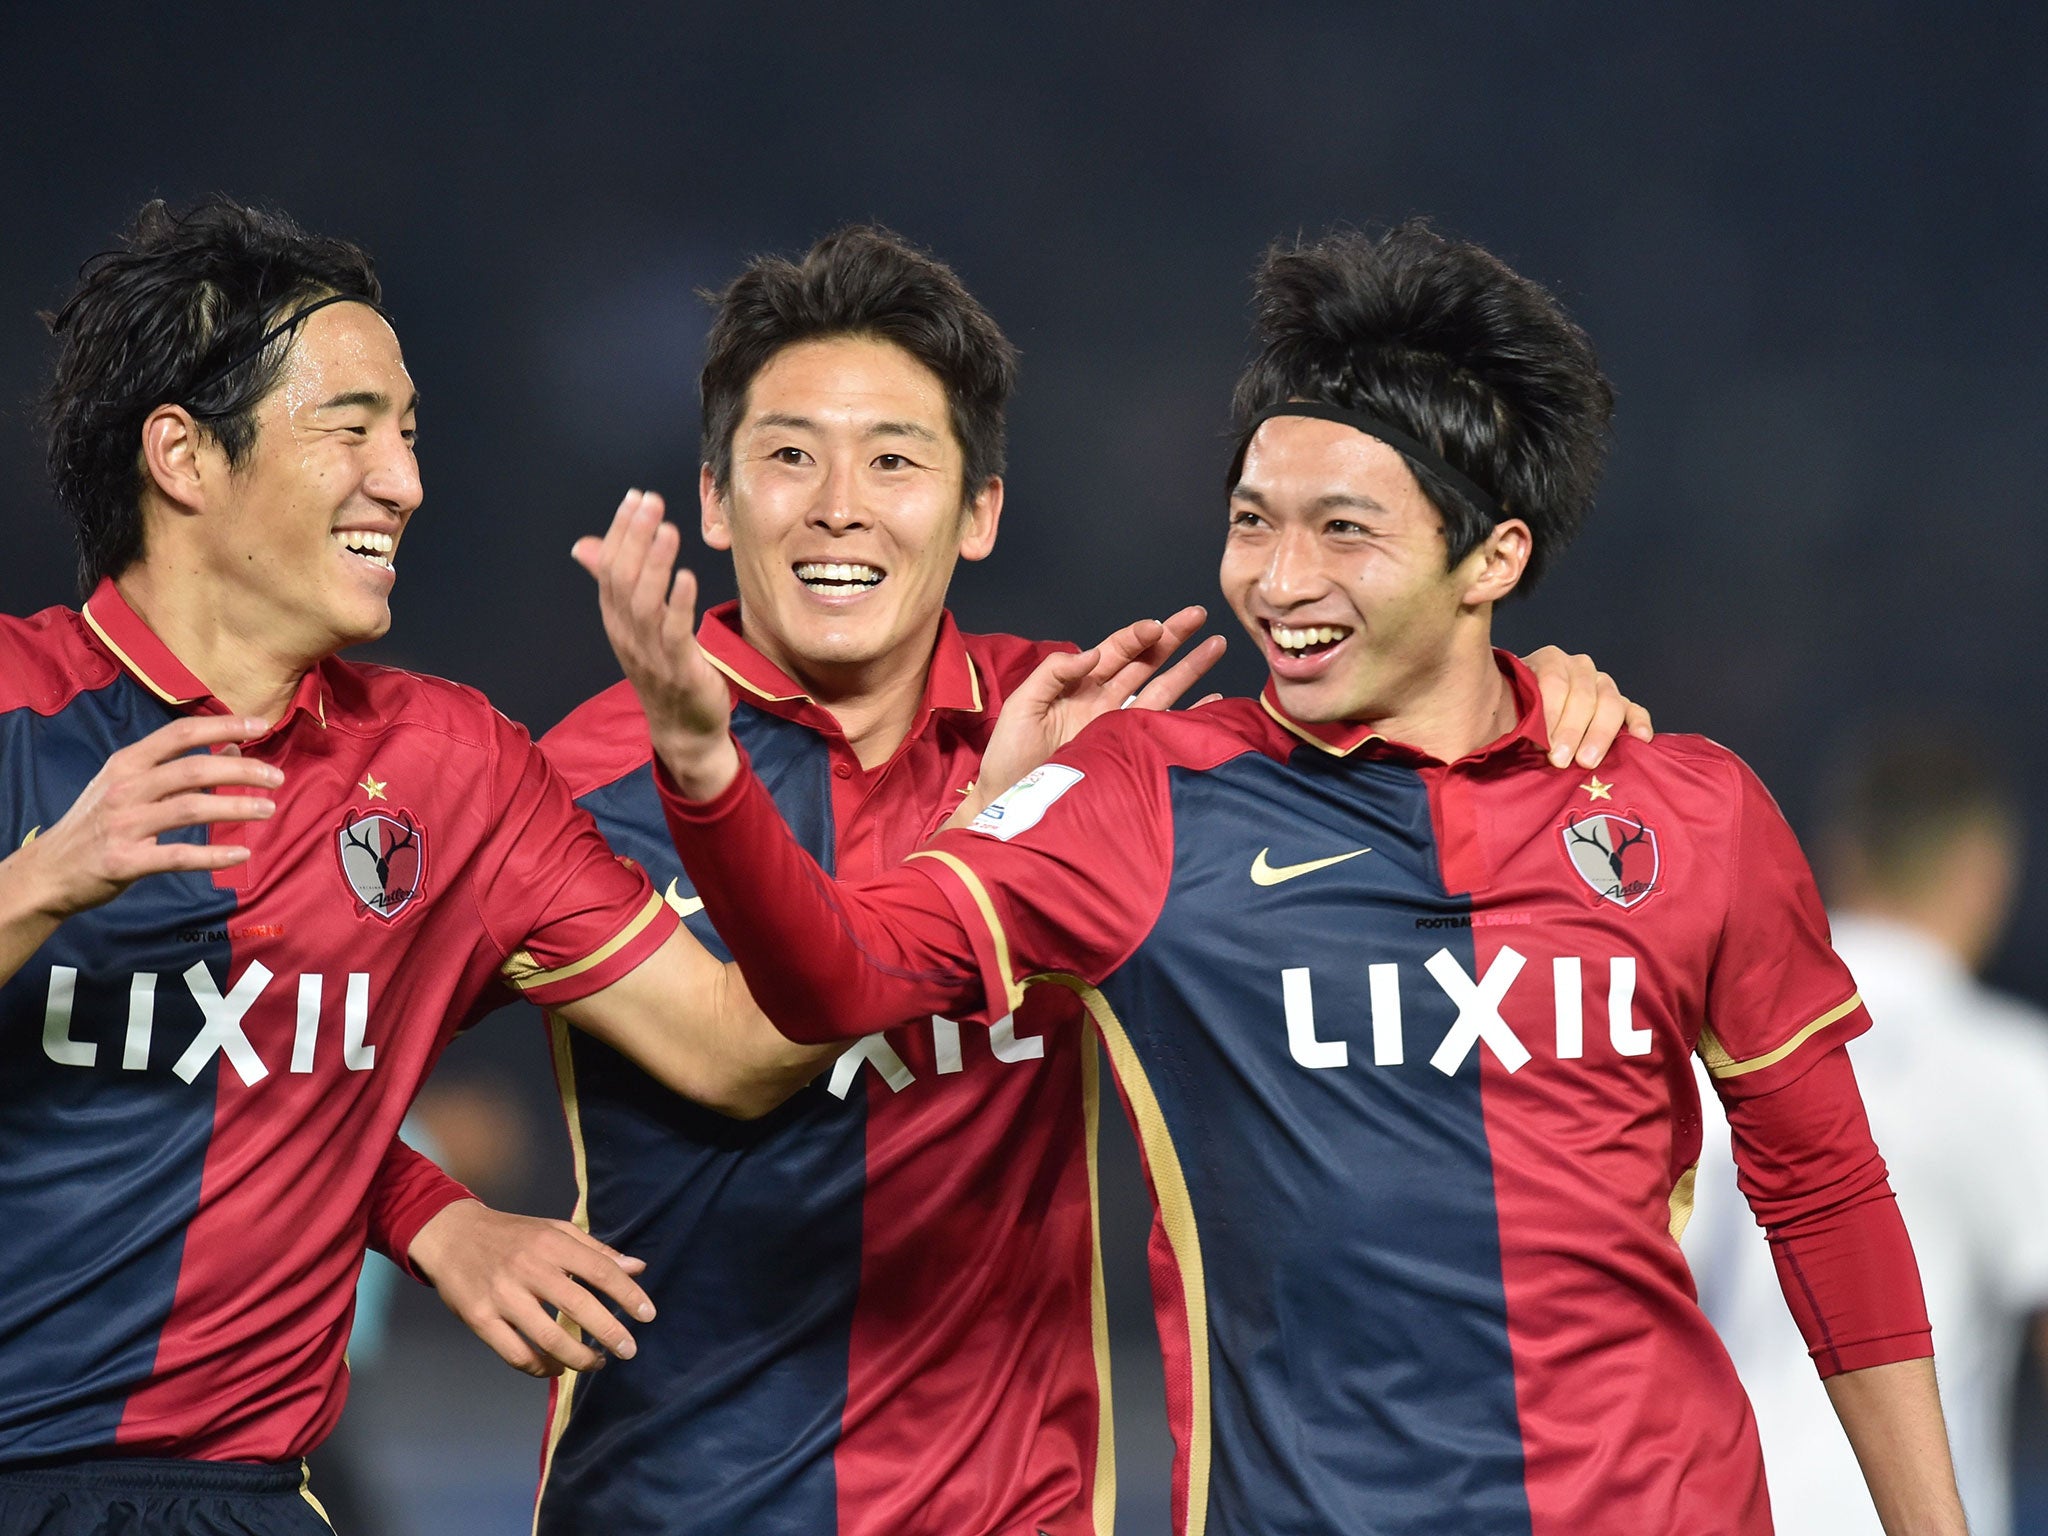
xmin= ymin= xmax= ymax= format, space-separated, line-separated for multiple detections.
xmin=1459 ymin=517 xmax=1531 ymax=607
xmin=139 ymin=404 xmax=211 ymax=516
xmin=957 ymin=475 xmax=1003 ymax=564
xmin=700 ymin=463 xmax=733 ymax=552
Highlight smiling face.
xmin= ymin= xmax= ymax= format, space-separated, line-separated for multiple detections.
xmin=1221 ymin=415 xmax=1527 ymax=728
xmin=192 ymin=300 xmax=421 ymax=658
xmin=700 ymin=334 xmax=999 ymax=695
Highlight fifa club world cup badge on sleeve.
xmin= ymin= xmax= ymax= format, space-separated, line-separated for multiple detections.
xmin=336 ymin=809 xmax=427 ymax=920
xmin=1561 ymin=811 xmax=1660 ymax=909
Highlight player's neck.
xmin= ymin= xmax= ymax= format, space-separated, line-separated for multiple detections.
xmin=742 ymin=618 xmax=937 ymax=771
xmin=1349 ymin=630 xmax=1518 ymax=763
xmin=113 ymin=564 xmax=311 ymax=725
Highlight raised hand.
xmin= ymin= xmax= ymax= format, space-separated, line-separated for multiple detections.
xmin=952 ymin=606 xmax=1225 ymax=828
xmin=1520 ymin=646 xmax=1654 ymax=769
xmin=572 ymin=489 xmax=739 ymax=799
xmin=409 ymin=1199 xmax=656 ymax=1378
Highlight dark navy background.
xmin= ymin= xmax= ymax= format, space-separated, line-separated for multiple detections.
xmin=1 ymin=7 xmax=2043 ymax=1529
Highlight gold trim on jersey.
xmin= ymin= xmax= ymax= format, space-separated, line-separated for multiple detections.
xmin=1697 ymin=993 xmax=1862 ymax=1080
xmin=503 ymin=890 xmax=666 ymax=993
xmin=1256 ymin=692 xmax=1384 ymax=758
xmin=1034 ymin=972 xmax=1211 ymax=1536
xmin=1080 ymin=1021 xmax=1117 ymax=1535
xmin=80 ymin=601 xmax=195 ymax=706
xmin=533 ymin=1015 xmax=594 ymax=1531
xmin=1666 ymin=1161 xmax=1699 ymax=1242
xmin=704 ymin=648 xmax=810 ymax=704
xmin=906 ymin=850 xmax=1027 ymax=1013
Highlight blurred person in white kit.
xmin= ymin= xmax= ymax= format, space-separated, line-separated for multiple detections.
xmin=1685 ymin=730 xmax=2048 ymax=1535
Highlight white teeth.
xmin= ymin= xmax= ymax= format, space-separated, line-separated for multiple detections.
xmin=1271 ymin=624 xmax=1351 ymax=651
xmin=795 ymin=561 xmax=883 ymax=588
xmin=333 ymin=530 xmax=396 ymax=567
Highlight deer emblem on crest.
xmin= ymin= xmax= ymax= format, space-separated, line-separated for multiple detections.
xmin=337 ymin=810 xmax=427 ymax=920
xmin=1561 ymin=812 xmax=1660 ymax=909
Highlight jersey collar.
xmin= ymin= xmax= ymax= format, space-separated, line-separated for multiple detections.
xmin=695 ymin=600 xmax=986 ymax=735
xmin=1259 ymin=649 xmax=1549 ymax=766
xmin=80 ymin=577 xmax=330 ymax=729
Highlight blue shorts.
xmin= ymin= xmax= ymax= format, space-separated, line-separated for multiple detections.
xmin=0 ymin=1457 xmax=334 ymax=1535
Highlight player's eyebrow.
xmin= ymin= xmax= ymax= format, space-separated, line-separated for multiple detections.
xmin=1230 ymin=483 xmax=1387 ymax=516
xmin=862 ymin=420 xmax=939 ymax=444
xmin=313 ymin=389 xmax=420 ymax=416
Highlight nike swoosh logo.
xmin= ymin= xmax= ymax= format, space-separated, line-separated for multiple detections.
xmin=664 ymin=878 xmax=706 ymax=918
xmin=1250 ymin=846 xmax=1372 ymax=886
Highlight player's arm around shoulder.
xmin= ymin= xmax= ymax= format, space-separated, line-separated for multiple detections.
xmin=553 ymin=923 xmax=835 ymax=1119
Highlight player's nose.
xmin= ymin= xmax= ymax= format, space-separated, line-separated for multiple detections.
xmin=1259 ymin=525 xmax=1327 ymax=603
xmin=809 ymin=455 xmax=870 ymax=532
xmin=363 ymin=425 xmax=422 ymax=516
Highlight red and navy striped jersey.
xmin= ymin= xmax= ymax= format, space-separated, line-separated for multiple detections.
xmin=532 ymin=604 xmax=1110 ymax=1536
xmin=0 ymin=583 xmax=674 ymax=1465
xmin=658 ymin=653 xmax=1932 ymax=1536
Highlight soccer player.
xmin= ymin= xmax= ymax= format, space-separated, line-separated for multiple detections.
xmin=586 ymin=223 xmax=1970 ymax=1534
xmin=413 ymin=226 xmax=1649 ymax=1536
xmin=0 ymin=198 xmax=813 ymax=1534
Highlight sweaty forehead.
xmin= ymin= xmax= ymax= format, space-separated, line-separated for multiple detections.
xmin=270 ymin=302 xmax=414 ymax=412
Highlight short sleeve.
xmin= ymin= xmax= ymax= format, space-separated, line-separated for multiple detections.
xmin=473 ymin=710 xmax=677 ymax=1008
xmin=1698 ymin=757 xmax=1870 ymax=1100
xmin=910 ymin=712 xmax=1178 ymax=1025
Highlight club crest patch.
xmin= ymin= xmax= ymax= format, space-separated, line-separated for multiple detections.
xmin=337 ymin=810 xmax=427 ymax=920
xmin=1561 ymin=811 xmax=1660 ymax=909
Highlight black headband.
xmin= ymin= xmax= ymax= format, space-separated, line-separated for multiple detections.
xmin=1231 ymin=401 xmax=1504 ymax=524
xmin=179 ymin=292 xmax=389 ymax=413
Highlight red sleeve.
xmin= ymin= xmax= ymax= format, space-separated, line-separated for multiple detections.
xmin=1722 ymin=1037 xmax=1932 ymax=1377
xmin=656 ymin=714 xmax=1176 ymax=1041
xmin=657 ymin=750 xmax=987 ymax=1042
xmin=364 ymin=1138 xmax=475 ymax=1284
xmin=906 ymin=717 xmax=1176 ymax=1025
xmin=1698 ymin=757 xmax=1870 ymax=1097
xmin=473 ymin=709 xmax=678 ymax=1008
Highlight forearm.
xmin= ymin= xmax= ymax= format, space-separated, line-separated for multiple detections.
xmin=656 ymin=752 xmax=985 ymax=1042
xmin=365 ymin=1137 xmax=476 ymax=1283
xmin=1824 ymin=1358 xmax=1966 ymax=1535
xmin=1727 ymin=1049 xmax=1932 ymax=1372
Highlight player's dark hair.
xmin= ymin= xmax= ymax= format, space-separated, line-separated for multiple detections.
xmin=1230 ymin=220 xmax=1614 ymax=593
xmin=43 ymin=197 xmax=382 ymax=594
xmin=1821 ymin=727 xmax=2022 ymax=899
xmin=699 ymin=225 xmax=1016 ymax=501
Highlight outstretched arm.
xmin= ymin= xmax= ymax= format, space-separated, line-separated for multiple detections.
xmin=1824 ymin=1360 xmax=1966 ymax=1536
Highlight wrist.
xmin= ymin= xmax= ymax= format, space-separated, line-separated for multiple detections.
xmin=652 ymin=730 xmax=742 ymax=801
xmin=406 ymin=1197 xmax=484 ymax=1281
xmin=0 ymin=836 xmax=80 ymax=926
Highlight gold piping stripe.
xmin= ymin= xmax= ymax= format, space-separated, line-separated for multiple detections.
xmin=298 ymin=1461 xmax=335 ymax=1529
xmin=1667 ymin=1161 xmax=1699 ymax=1243
xmin=907 ymin=849 xmax=1026 ymax=1012
xmin=965 ymin=653 xmax=984 ymax=714
xmin=80 ymin=602 xmax=195 ymax=707
xmin=703 ymin=648 xmax=809 ymax=704
xmin=1256 ymin=692 xmax=1382 ymax=758
xmin=1036 ymin=972 xmax=1211 ymax=1536
xmin=533 ymin=1015 xmax=592 ymax=1531
xmin=1081 ymin=1027 xmax=1117 ymax=1535
xmin=1699 ymin=993 xmax=1863 ymax=1079
xmin=503 ymin=890 xmax=665 ymax=992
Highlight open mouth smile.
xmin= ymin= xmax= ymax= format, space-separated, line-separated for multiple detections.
xmin=332 ymin=529 xmax=397 ymax=571
xmin=794 ymin=561 xmax=885 ymax=596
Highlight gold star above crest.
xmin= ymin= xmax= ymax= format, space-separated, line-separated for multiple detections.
xmin=1580 ymin=776 xmax=1613 ymax=802
xmin=358 ymin=774 xmax=388 ymax=802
